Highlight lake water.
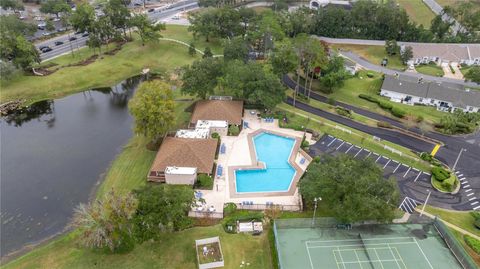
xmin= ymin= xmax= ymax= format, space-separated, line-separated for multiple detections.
xmin=0 ymin=76 xmax=142 ymax=256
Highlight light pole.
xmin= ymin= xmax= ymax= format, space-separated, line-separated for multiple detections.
xmin=420 ymin=189 xmax=431 ymax=217
xmin=311 ymin=197 xmax=322 ymax=227
xmin=452 ymin=148 xmax=466 ymax=172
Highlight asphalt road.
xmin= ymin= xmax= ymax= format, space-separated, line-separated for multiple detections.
xmin=36 ymin=0 xmax=198 ymax=61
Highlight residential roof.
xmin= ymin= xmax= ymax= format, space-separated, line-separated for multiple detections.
xmin=403 ymin=43 xmax=480 ymax=62
xmin=381 ymin=75 xmax=480 ymax=109
xmin=149 ymin=137 xmax=217 ymax=174
xmin=190 ymin=100 xmax=244 ymax=125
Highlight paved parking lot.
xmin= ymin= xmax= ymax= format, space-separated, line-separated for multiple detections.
xmin=310 ymin=135 xmax=477 ymax=212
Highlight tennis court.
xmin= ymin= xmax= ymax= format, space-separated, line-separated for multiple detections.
xmin=274 ymin=218 xmax=464 ymax=269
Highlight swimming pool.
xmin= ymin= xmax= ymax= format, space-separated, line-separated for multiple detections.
xmin=235 ymin=132 xmax=296 ymax=193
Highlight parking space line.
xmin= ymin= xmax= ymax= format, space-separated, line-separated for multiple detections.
xmin=412 ymin=168 xmax=419 ymax=172
xmin=461 ymin=181 xmax=468 ymax=185
xmin=403 ymin=167 xmax=412 ymax=178
xmin=383 ymin=159 xmax=391 ymax=169
xmin=345 ymin=145 xmax=354 ymax=153
xmin=365 ymin=152 xmax=372 ymax=158
xmin=459 ymin=178 xmax=466 ymax=181
xmin=414 ymin=172 xmax=421 ymax=182
xmin=393 ymin=163 xmax=402 ymax=173
xmin=354 ymin=148 xmax=363 ymax=157
xmin=468 ymin=193 xmax=475 ymax=197
xmin=336 ymin=141 xmax=345 ymax=150
xmin=455 ymin=171 xmax=460 ymax=174
xmin=328 ymin=135 xmax=333 ymax=138
xmin=375 ymin=155 xmax=382 ymax=163
xmin=471 ymin=201 xmax=479 ymax=206
xmin=466 ymin=189 xmax=473 ymax=192
xmin=474 ymin=206 xmax=480 ymax=210
xmin=364 ymin=149 xmax=370 ymax=152
xmin=458 ymin=174 xmax=464 ymax=177
xmin=469 ymin=197 xmax=477 ymax=201
xmin=327 ymin=138 xmax=337 ymax=147
xmin=464 ymin=185 xmax=471 ymax=188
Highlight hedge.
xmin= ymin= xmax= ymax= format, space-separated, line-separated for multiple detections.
xmin=196 ymin=174 xmax=213 ymax=189
xmin=359 ymin=94 xmax=379 ymax=103
xmin=464 ymin=235 xmax=480 ymax=254
xmin=391 ymin=107 xmax=406 ymax=118
xmin=378 ymin=100 xmax=393 ymax=110
xmin=211 ymin=132 xmax=220 ymax=139
xmin=432 ymin=166 xmax=450 ymax=181
xmin=228 ymin=125 xmax=240 ymax=136
xmin=377 ymin=121 xmax=392 ymax=128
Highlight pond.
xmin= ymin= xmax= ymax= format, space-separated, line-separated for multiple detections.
xmin=0 ymin=76 xmax=142 ymax=256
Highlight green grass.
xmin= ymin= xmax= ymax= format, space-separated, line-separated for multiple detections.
xmin=1 ymin=28 xmax=201 ymax=105
xmin=161 ymin=25 xmax=223 ymax=55
xmin=423 ymin=205 xmax=480 ymax=236
xmin=277 ymin=103 xmax=432 ymax=172
xmin=431 ymin=174 xmax=458 ymax=194
xmin=460 ymin=66 xmax=474 ymax=76
xmin=436 ymin=0 xmax=480 ymax=11
xmin=416 ymin=63 xmax=445 ymax=77
xmin=332 ymin=44 xmax=406 ymax=70
xmin=395 ymin=0 xmax=436 ymax=28
xmin=3 ymin=225 xmax=273 ymax=269
xmin=449 ymin=228 xmax=480 ymax=267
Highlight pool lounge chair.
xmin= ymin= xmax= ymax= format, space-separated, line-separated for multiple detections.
xmin=300 ymin=158 xmax=306 ymax=165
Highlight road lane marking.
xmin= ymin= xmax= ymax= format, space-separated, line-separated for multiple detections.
xmin=474 ymin=206 xmax=480 ymax=210
xmin=403 ymin=167 xmax=412 ymax=178
xmin=430 ymin=144 xmax=441 ymax=157
xmin=459 ymin=177 xmax=466 ymax=181
xmin=458 ymin=174 xmax=464 ymax=177
xmin=461 ymin=181 xmax=468 ymax=185
xmin=471 ymin=202 xmax=479 ymax=205
xmin=327 ymin=138 xmax=337 ymax=147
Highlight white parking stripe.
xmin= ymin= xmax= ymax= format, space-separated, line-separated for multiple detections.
xmin=455 ymin=171 xmax=460 ymax=174
xmin=383 ymin=159 xmax=391 ymax=169
xmin=461 ymin=181 xmax=468 ymax=185
xmin=469 ymin=197 xmax=477 ymax=201
xmin=345 ymin=145 xmax=354 ymax=153
xmin=393 ymin=163 xmax=402 ymax=173
xmin=328 ymin=135 xmax=333 ymax=138
xmin=403 ymin=167 xmax=412 ymax=178
xmin=375 ymin=155 xmax=382 ymax=162
xmin=327 ymin=138 xmax=337 ymax=147
xmin=468 ymin=193 xmax=475 ymax=197
xmin=364 ymin=149 xmax=370 ymax=152
xmin=412 ymin=168 xmax=419 ymax=172
xmin=471 ymin=201 xmax=479 ymax=205
xmin=458 ymin=174 xmax=464 ymax=177
xmin=354 ymin=148 xmax=362 ymax=157
xmin=474 ymin=206 xmax=480 ymax=210
xmin=414 ymin=172 xmax=421 ymax=182
xmin=466 ymin=189 xmax=473 ymax=192
xmin=464 ymin=185 xmax=471 ymax=188
xmin=336 ymin=141 xmax=345 ymax=150
xmin=459 ymin=178 xmax=466 ymax=181
xmin=365 ymin=152 xmax=372 ymax=158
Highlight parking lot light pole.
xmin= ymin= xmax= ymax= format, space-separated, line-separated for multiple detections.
xmin=311 ymin=197 xmax=322 ymax=227
xmin=452 ymin=148 xmax=466 ymax=172
xmin=420 ymin=190 xmax=431 ymax=217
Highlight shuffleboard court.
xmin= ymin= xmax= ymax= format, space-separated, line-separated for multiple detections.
xmin=273 ymin=218 xmax=463 ymax=269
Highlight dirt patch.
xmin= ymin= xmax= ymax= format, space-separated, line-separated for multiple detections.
xmin=66 ymin=55 xmax=99 ymax=67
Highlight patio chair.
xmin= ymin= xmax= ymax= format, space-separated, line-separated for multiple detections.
xmin=300 ymin=158 xmax=306 ymax=165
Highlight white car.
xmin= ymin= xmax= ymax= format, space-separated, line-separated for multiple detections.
xmin=52 ymin=17 xmax=60 ymax=22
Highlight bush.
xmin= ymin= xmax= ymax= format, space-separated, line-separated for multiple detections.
xmin=464 ymin=235 xmax=480 ymax=254
xmin=228 ymin=125 xmax=240 ymax=136
xmin=223 ymin=202 xmax=237 ymax=216
xmin=377 ymin=121 xmax=392 ymax=128
xmin=441 ymin=175 xmax=456 ymax=192
xmin=211 ymin=132 xmax=220 ymax=139
xmin=475 ymin=219 xmax=480 ymax=230
xmin=431 ymin=166 xmax=450 ymax=181
xmin=420 ymin=152 xmax=433 ymax=162
xmin=416 ymin=115 xmax=424 ymax=123
xmin=313 ymin=156 xmax=321 ymax=163
xmin=378 ymin=100 xmax=393 ymax=110
xmin=391 ymin=107 xmax=406 ymax=118
xmin=328 ymin=97 xmax=336 ymax=105
xmin=358 ymin=94 xmax=378 ymax=103
xmin=335 ymin=106 xmax=353 ymax=118
xmin=301 ymin=140 xmax=310 ymax=150
xmin=196 ymin=174 xmax=213 ymax=189
xmin=366 ymin=72 xmax=374 ymax=78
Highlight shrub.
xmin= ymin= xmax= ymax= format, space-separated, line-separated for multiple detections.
xmin=420 ymin=152 xmax=433 ymax=162
xmin=196 ymin=174 xmax=213 ymax=189
xmin=378 ymin=100 xmax=393 ymax=110
xmin=301 ymin=140 xmax=310 ymax=150
xmin=431 ymin=166 xmax=450 ymax=181
xmin=366 ymin=72 xmax=374 ymax=78
xmin=416 ymin=115 xmax=424 ymax=123
xmin=223 ymin=203 xmax=237 ymax=216
xmin=328 ymin=97 xmax=336 ymax=105
xmin=313 ymin=156 xmax=321 ymax=163
xmin=211 ymin=132 xmax=220 ymax=139
xmin=377 ymin=121 xmax=392 ymax=128
xmin=441 ymin=175 xmax=456 ymax=192
xmin=358 ymin=94 xmax=379 ymax=103
xmin=464 ymin=235 xmax=480 ymax=254
xmin=228 ymin=125 xmax=240 ymax=136
xmin=335 ymin=106 xmax=353 ymax=118
xmin=475 ymin=219 xmax=480 ymax=230
xmin=391 ymin=107 xmax=406 ymax=118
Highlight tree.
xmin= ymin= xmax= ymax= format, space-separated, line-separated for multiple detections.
xmin=464 ymin=66 xmax=480 ymax=84
xmin=71 ymin=189 xmax=138 ymax=252
xmin=385 ymin=40 xmax=398 ymax=56
xmin=181 ymin=57 xmax=223 ymax=99
xmin=203 ymin=46 xmax=213 ymax=58
xmin=12 ymin=36 xmax=40 ymax=70
xmin=400 ymin=46 xmax=413 ymax=64
xmin=188 ymin=8 xmax=217 ymax=42
xmin=130 ymin=14 xmax=165 ymax=46
xmin=70 ymin=3 xmax=95 ymax=33
xmin=299 ymin=155 xmax=399 ymax=223
xmin=40 ymin=0 xmax=71 ymax=18
xmin=270 ymin=40 xmax=298 ymax=77
xmin=0 ymin=15 xmax=38 ymax=70
xmin=104 ymin=0 xmax=130 ymax=39
xmin=223 ymin=36 xmax=249 ymax=62
xmin=0 ymin=60 xmax=19 ymax=80
xmin=132 ymin=185 xmax=194 ymax=242
xmin=45 ymin=20 xmax=55 ymax=32
xmin=128 ymin=80 xmax=176 ymax=140
xmin=287 ymin=7 xmax=312 ymax=37
xmin=320 ymin=56 xmax=349 ymax=93
xmin=188 ymin=42 xmax=196 ymax=56
xmin=301 ymin=36 xmax=328 ymax=99
xmin=0 ymin=0 xmax=24 ymax=12
xmin=430 ymin=14 xmax=452 ymax=41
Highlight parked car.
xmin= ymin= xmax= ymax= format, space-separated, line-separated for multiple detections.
xmin=56 ymin=28 xmax=66 ymax=32
xmin=38 ymin=45 xmax=49 ymax=50
xmin=52 ymin=17 xmax=60 ymax=22
xmin=54 ymin=41 xmax=64 ymax=46
xmin=81 ymin=32 xmax=89 ymax=37
xmin=69 ymin=36 xmax=77 ymax=41
xmin=42 ymin=32 xmax=51 ymax=37
xmin=41 ymin=46 xmax=52 ymax=53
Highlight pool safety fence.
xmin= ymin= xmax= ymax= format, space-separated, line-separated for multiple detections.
xmin=237 ymin=203 xmax=302 ymax=212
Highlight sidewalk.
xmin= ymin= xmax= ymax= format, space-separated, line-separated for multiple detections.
xmin=414 ymin=208 xmax=480 ymax=240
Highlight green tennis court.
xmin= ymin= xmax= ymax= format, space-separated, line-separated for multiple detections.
xmin=273 ymin=218 xmax=463 ymax=269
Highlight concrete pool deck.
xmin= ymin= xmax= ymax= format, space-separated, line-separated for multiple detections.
xmin=196 ymin=110 xmax=313 ymax=214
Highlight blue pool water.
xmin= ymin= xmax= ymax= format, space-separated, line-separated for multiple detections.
xmin=235 ymin=132 xmax=296 ymax=193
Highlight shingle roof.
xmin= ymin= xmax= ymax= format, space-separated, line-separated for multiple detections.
xmin=382 ymin=75 xmax=480 ymax=109
xmin=190 ymin=100 xmax=243 ymax=125
xmin=405 ymin=43 xmax=480 ymax=62
xmin=149 ymin=137 xmax=217 ymax=174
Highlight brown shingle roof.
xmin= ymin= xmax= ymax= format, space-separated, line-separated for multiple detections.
xmin=190 ymin=100 xmax=243 ymax=125
xmin=149 ymin=137 xmax=217 ymax=174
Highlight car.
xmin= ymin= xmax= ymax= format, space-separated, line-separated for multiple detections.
xmin=81 ymin=32 xmax=89 ymax=37
xmin=42 ymin=32 xmax=51 ymax=36
xmin=56 ymin=28 xmax=66 ymax=32
xmin=134 ymin=3 xmax=142 ymax=6
xmin=172 ymin=15 xmax=180 ymax=20
xmin=38 ymin=45 xmax=49 ymax=50
xmin=41 ymin=47 xmax=52 ymax=53
xmin=37 ymin=26 xmax=45 ymax=30
xmin=148 ymin=8 xmax=155 ymax=12
xmin=69 ymin=36 xmax=77 ymax=41
xmin=18 ymin=16 xmax=26 ymax=20
xmin=54 ymin=41 xmax=64 ymax=46
xmin=75 ymin=30 xmax=82 ymax=35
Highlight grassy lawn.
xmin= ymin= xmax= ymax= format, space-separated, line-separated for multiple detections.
xmin=332 ymin=44 xmax=406 ymax=71
xmin=423 ymin=205 xmax=479 ymax=236
xmin=277 ymin=103 xmax=432 ymax=172
xmin=3 ymin=225 xmax=273 ymax=269
xmin=436 ymin=0 xmax=480 ymax=10
xmin=1 ymin=27 xmax=202 ymax=105
xmin=415 ymin=63 xmax=445 ymax=77
xmin=460 ymin=66 xmax=474 ymax=76
xmin=161 ymin=25 xmax=223 ymax=55
xmin=449 ymin=228 xmax=480 ymax=266
xmin=395 ymin=0 xmax=436 ymax=28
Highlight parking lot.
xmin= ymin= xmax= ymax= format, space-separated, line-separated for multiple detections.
xmin=310 ymin=135 xmax=478 ymax=213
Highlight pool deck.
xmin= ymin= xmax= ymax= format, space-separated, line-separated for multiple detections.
xmin=196 ymin=110 xmax=313 ymax=214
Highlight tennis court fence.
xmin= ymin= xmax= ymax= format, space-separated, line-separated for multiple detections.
xmin=275 ymin=217 xmax=339 ymax=229
xmin=433 ymin=217 xmax=477 ymax=269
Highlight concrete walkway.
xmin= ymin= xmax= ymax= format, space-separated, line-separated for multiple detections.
xmin=414 ymin=208 xmax=480 ymax=240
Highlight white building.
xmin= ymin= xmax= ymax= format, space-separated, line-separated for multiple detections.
xmin=380 ymin=75 xmax=480 ymax=113
xmin=164 ymin=166 xmax=197 ymax=185
xmin=401 ymin=43 xmax=480 ymax=66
